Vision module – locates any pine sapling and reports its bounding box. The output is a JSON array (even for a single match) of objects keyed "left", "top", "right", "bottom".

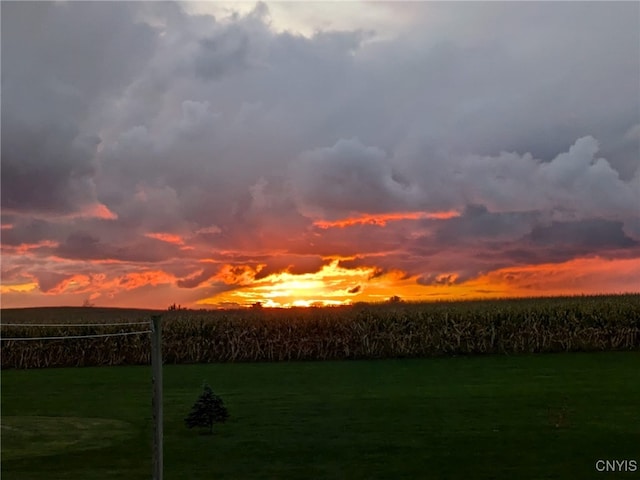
[{"left": 185, "top": 383, "right": 229, "bottom": 434}]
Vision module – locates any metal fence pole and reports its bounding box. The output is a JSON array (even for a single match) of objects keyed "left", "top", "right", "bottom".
[{"left": 151, "top": 315, "right": 163, "bottom": 480}]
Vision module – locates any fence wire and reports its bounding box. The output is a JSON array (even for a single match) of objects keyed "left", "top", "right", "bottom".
[
  {"left": 0, "top": 330, "right": 152, "bottom": 341},
  {"left": 1, "top": 322, "right": 149, "bottom": 327}
]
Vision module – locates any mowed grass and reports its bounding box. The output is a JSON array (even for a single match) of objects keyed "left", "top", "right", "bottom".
[{"left": 2, "top": 352, "right": 639, "bottom": 480}]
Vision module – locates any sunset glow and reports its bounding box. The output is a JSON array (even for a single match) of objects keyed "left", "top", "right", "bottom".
[
  {"left": 190, "top": 256, "right": 640, "bottom": 309},
  {"left": 1, "top": 2, "right": 638, "bottom": 309},
  {"left": 313, "top": 211, "right": 461, "bottom": 229},
  {"left": 199, "top": 260, "right": 377, "bottom": 308}
]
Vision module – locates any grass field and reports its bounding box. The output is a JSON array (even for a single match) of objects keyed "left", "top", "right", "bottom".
[{"left": 2, "top": 352, "right": 639, "bottom": 479}]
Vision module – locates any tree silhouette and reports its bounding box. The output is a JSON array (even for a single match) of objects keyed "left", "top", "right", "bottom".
[
  {"left": 387, "top": 295, "right": 403, "bottom": 304},
  {"left": 184, "top": 383, "right": 229, "bottom": 434}
]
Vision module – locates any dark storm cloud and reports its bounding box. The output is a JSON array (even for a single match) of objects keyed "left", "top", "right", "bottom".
[
  {"left": 1, "top": 124, "right": 101, "bottom": 214},
  {"left": 0, "top": 219, "right": 58, "bottom": 247},
  {"left": 54, "top": 231, "right": 184, "bottom": 264},
  {"left": 432, "top": 205, "right": 538, "bottom": 244},
  {"left": 527, "top": 220, "right": 638, "bottom": 250},
  {"left": 1, "top": 1, "right": 157, "bottom": 216}
]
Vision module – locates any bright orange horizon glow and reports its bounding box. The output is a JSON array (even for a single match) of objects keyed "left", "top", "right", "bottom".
[
  {"left": 1, "top": 242, "right": 638, "bottom": 309},
  {"left": 313, "top": 210, "right": 461, "bottom": 229},
  {"left": 195, "top": 256, "right": 640, "bottom": 309},
  {"left": 198, "top": 260, "right": 376, "bottom": 308}
]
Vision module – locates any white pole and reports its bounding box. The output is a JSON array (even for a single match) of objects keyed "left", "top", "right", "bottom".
[{"left": 151, "top": 315, "right": 163, "bottom": 480}]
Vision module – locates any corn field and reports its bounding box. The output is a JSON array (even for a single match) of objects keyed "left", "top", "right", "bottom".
[{"left": 2, "top": 295, "right": 639, "bottom": 369}]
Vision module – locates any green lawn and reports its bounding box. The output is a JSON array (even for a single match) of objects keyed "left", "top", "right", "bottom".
[{"left": 2, "top": 352, "right": 639, "bottom": 479}]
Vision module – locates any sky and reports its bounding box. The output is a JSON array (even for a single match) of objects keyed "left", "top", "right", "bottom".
[{"left": 1, "top": 1, "right": 639, "bottom": 309}]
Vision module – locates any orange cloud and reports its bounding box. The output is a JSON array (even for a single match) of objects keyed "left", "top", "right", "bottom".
[
  {"left": 1, "top": 203, "right": 118, "bottom": 222},
  {"left": 145, "top": 232, "right": 186, "bottom": 245},
  {"left": 41, "top": 270, "right": 176, "bottom": 296},
  {"left": 86, "top": 203, "right": 118, "bottom": 220},
  {"left": 480, "top": 256, "right": 640, "bottom": 297},
  {"left": 214, "top": 264, "right": 264, "bottom": 286},
  {"left": 313, "top": 210, "right": 460, "bottom": 229},
  {"left": 46, "top": 274, "right": 93, "bottom": 294},
  {"left": 87, "top": 258, "right": 128, "bottom": 265},
  {"left": 117, "top": 270, "right": 176, "bottom": 289},
  {"left": 1, "top": 240, "right": 59, "bottom": 254}
]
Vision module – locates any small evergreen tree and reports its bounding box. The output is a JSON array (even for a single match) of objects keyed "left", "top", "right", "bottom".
[{"left": 184, "top": 383, "right": 229, "bottom": 434}]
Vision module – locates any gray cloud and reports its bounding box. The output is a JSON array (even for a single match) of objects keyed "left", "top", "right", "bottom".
[
  {"left": 195, "top": 26, "right": 250, "bottom": 80},
  {"left": 291, "top": 138, "right": 420, "bottom": 218}
]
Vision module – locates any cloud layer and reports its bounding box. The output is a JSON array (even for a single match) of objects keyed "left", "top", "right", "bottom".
[{"left": 2, "top": 1, "right": 639, "bottom": 308}]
